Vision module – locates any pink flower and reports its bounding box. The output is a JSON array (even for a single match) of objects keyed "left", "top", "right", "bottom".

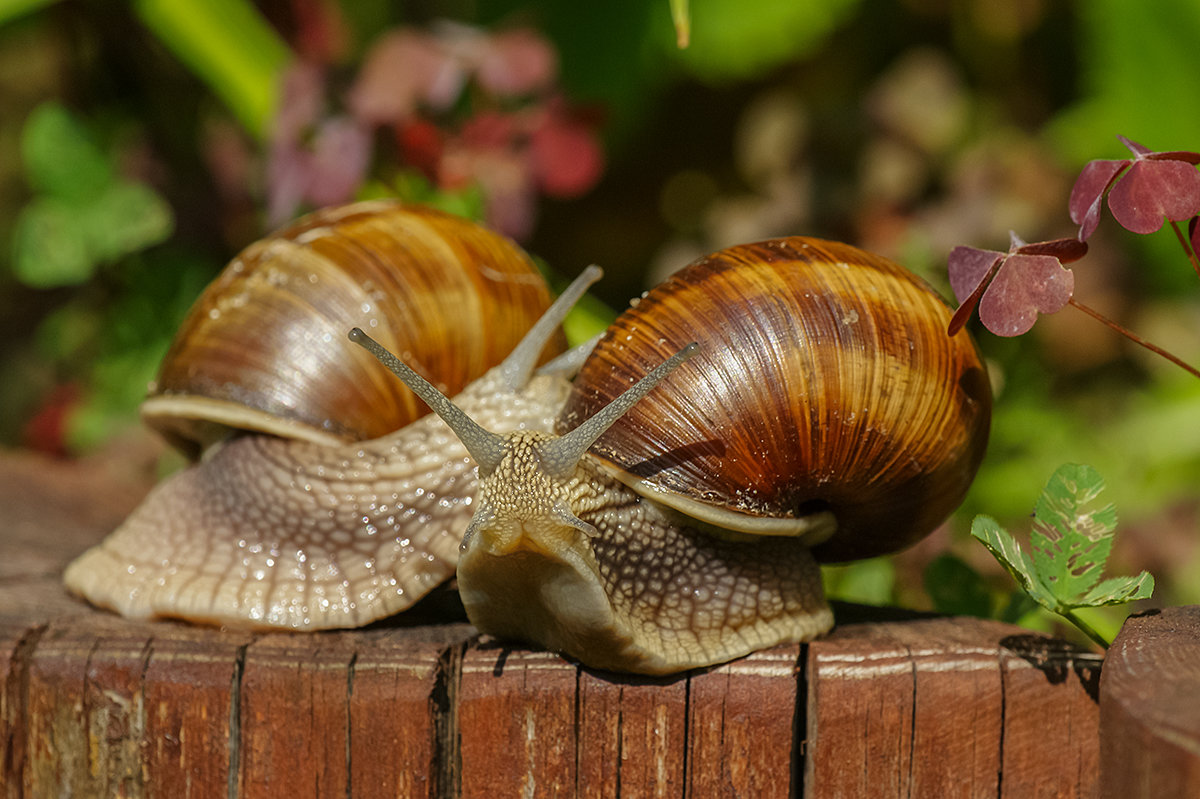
[
  {"left": 267, "top": 64, "right": 371, "bottom": 226},
  {"left": 348, "top": 31, "right": 460, "bottom": 124},
  {"left": 474, "top": 28, "right": 557, "bottom": 96}
]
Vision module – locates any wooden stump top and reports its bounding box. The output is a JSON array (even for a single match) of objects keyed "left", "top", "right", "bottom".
[
  {"left": 1100, "top": 605, "right": 1200, "bottom": 798},
  {"left": 0, "top": 451, "right": 1109, "bottom": 797}
]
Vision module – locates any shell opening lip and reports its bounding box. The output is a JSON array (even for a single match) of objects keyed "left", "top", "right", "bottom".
[{"left": 603, "top": 464, "right": 838, "bottom": 546}]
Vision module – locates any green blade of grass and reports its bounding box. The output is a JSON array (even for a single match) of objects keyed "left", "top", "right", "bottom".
[{"left": 132, "top": 0, "right": 292, "bottom": 139}]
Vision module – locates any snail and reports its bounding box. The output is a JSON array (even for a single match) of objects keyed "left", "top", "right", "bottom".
[
  {"left": 349, "top": 237, "right": 992, "bottom": 674},
  {"left": 62, "top": 200, "right": 574, "bottom": 629}
]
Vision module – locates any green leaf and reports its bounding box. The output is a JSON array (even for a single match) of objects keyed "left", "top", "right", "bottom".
[
  {"left": 822, "top": 557, "right": 895, "bottom": 605},
  {"left": 0, "top": 0, "right": 62, "bottom": 27},
  {"left": 82, "top": 180, "right": 174, "bottom": 262},
  {"left": 1030, "top": 464, "right": 1117, "bottom": 600},
  {"left": 970, "top": 515, "right": 1057, "bottom": 609},
  {"left": 20, "top": 103, "right": 112, "bottom": 201},
  {"left": 667, "top": 0, "right": 860, "bottom": 82},
  {"left": 669, "top": 0, "right": 690, "bottom": 47},
  {"left": 11, "top": 198, "right": 94, "bottom": 287},
  {"left": 972, "top": 463, "right": 1155, "bottom": 648},
  {"left": 132, "top": 0, "right": 292, "bottom": 139},
  {"left": 1080, "top": 573, "right": 1155, "bottom": 607},
  {"left": 923, "top": 553, "right": 993, "bottom": 618}
]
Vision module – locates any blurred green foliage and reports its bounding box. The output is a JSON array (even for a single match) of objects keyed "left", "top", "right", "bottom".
[{"left": 14, "top": 103, "right": 173, "bottom": 288}]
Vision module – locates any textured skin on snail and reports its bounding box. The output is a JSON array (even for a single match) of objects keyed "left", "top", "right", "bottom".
[
  {"left": 64, "top": 370, "right": 570, "bottom": 629},
  {"left": 63, "top": 201, "right": 565, "bottom": 630},
  {"left": 457, "top": 432, "right": 831, "bottom": 674},
  {"left": 143, "top": 201, "right": 557, "bottom": 455},
  {"left": 558, "top": 238, "right": 992, "bottom": 563}
]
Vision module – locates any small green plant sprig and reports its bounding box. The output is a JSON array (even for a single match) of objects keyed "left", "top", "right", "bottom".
[
  {"left": 971, "top": 463, "right": 1154, "bottom": 648},
  {"left": 945, "top": 137, "right": 1200, "bottom": 645}
]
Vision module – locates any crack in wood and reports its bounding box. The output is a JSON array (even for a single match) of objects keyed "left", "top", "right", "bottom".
[
  {"left": 3, "top": 622, "right": 47, "bottom": 793},
  {"left": 227, "top": 642, "right": 247, "bottom": 799}
]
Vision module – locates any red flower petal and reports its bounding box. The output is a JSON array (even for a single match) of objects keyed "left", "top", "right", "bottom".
[
  {"left": 978, "top": 253, "right": 1074, "bottom": 337},
  {"left": 529, "top": 113, "right": 604, "bottom": 197},
  {"left": 1108, "top": 158, "right": 1200, "bottom": 234},
  {"left": 397, "top": 118, "right": 444, "bottom": 179},
  {"left": 1068, "top": 159, "right": 1127, "bottom": 240},
  {"left": 1118, "top": 135, "right": 1152, "bottom": 157},
  {"left": 1146, "top": 150, "right": 1200, "bottom": 165}
]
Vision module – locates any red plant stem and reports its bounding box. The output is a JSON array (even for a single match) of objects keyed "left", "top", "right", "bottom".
[
  {"left": 1068, "top": 297, "right": 1200, "bottom": 380},
  {"left": 1168, "top": 219, "right": 1200, "bottom": 281}
]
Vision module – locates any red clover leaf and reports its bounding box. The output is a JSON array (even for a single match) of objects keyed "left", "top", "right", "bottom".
[
  {"left": 1069, "top": 136, "right": 1200, "bottom": 240},
  {"left": 948, "top": 235, "right": 1084, "bottom": 338}
]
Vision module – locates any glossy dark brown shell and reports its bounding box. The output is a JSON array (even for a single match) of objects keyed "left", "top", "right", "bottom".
[
  {"left": 557, "top": 237, "right": 991, "bottom": 562},
  {"left": 144, "top": 201, "right": 560, "bottom": 456}
]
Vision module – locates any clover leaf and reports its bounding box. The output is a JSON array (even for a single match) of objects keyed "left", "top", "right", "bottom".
[{"left": 970, "top": 463, "right": 1154, "bottom": 648}]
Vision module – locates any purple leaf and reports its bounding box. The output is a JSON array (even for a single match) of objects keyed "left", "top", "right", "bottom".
[
  {"left": 1146, "top": 150, "right": 1200, "bottom": 165},
  {"left": 948, "top": 246, "right": 1003, "bottom": 305},
  {"left": 947, "top": 246, "right": 1002, "bottom": 336},
  {"left": 1107, "top": 158, "right": 1200, "bottom": 234},
  {"left": 1069, "top": 159, "right": 1127, "bottom": 240},
  {"left": 978, "top": 253, "right": 1075, "bottom": 337},
  {"left": 1016, "top": 237, "right": 1089, "bottom": 263},
  {"left": 1118, "top": 135, "right": 1152, "bottom": 157}
]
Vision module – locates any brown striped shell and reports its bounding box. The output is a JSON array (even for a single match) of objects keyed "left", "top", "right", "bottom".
[
  {"left": 143, "top": 201, "right": 559, "bottom": 456},
  {"left": 557, "top": 237, "right": 991, "bottom": 562}
]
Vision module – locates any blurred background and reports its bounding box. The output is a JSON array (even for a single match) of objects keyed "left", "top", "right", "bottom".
[{"left": 2, "top": 0, "right": 1198, "bottom": 642}]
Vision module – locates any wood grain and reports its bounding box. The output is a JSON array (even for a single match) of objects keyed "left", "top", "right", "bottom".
[
  {"left": 805, "top": 616, "right": 1101, "bottom": 799},
  {"left": 458, "top": 644, "right": 579, "bottom": 798},
  {"left": 0, "top": 449, "right": 1148, "bottom": 798},
  {"left": 1100, "top": 606, "right": 1200, "bottom": 798},
  {"left": 685, "top": 643, "right": 802, "bottom": 798}
]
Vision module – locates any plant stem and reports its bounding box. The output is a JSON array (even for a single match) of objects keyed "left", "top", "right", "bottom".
[
  {"left": 1168, "top": 219, "right": 1200, "bottom": 281},
  {"left": 1068, "top": 297, "right": 1200, "bottom": 380},
  {"left": 1061, "top": 608, "right": 1110, "bottom": 650}
]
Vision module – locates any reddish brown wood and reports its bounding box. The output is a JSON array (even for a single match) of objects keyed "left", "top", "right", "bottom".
[
  {"left": 577, "top": 663, "right": 689, "bottom": 797},
  {"left": 806, "top": 616, "right": 1100, "bottom": 799},
  {"left": 998, "top": 633, "right": 1101, "bottom": 798},
  {"left": 806, "top": 623, "right": 917, "bottom": 797},
  {"left": 0, "top": 450, "right": 1133, "bottom": 797},
  {"left": 458, "top": 644, "right": 578, "bottom": 798},
  {"left": 890, "top": 618, "right": 1005, "bottom": 797},
  {"left": 1, "top": 621, "right": 41, "bottom": 799},
  {"left": 141, "top": 625, "right": 253, "bottom": 799},
  {"left": 236, "top": 632, "right": 356, "bottom": 798},
  {"left": 347, "top": 625, "right": 471, "bottom": 799},
  {"left": 1100, "top": 606, "right": 1200, "bottom": 799},
  {"left": 25, "top": 619, "right": 113, "bottom": 797},
  {"left": 685, "top": 644, "right": 802, "bottom": 798}
]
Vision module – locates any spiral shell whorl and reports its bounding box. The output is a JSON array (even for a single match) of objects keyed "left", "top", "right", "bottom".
[
  {"left": 144, "top": 201, "right": 557, "bottom": 455},
  {"left": 558, "top": 237, "right": 991, "bottom": 562}
]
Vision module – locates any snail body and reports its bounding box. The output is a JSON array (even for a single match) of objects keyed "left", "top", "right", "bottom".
[
  {"left": 63, "top": 201, "right": 570, "bottom": 629},
  {"left": 355, "top": 237, "right": 991, "bottom": 674}
]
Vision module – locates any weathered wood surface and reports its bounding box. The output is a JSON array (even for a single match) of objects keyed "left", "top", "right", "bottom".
[
  {"left": 0, "top": 450, "right": 1107, "bottom": 797},
  {"left": 1100, "top": 605, "right": 1200, "bottom": 799}
]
